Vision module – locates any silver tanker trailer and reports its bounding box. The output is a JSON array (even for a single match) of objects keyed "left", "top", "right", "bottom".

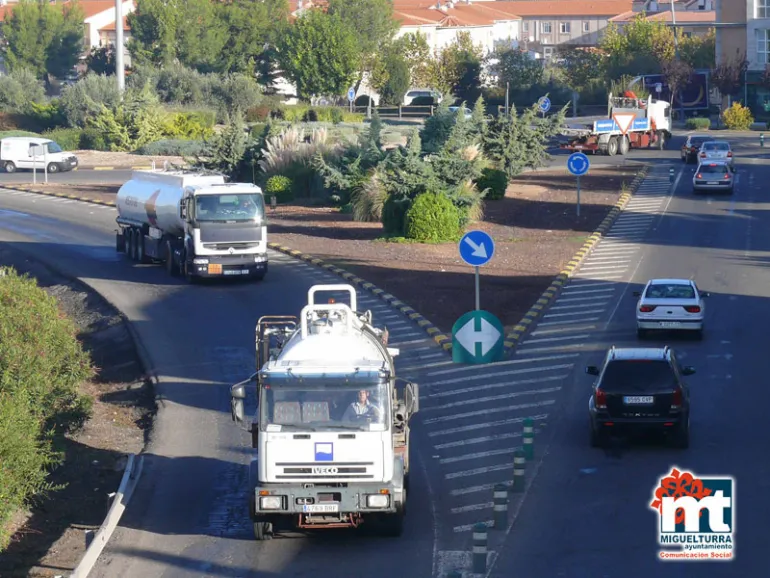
[{"left": 115, "top": 169, "right": 268, "bottom": 281}]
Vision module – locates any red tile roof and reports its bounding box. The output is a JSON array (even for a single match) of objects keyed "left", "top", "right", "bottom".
[
  {"left": 100, "top": 16, "right": 130, "bottom": 31},
  {"left": 469, "top": 0, "right": 633, "bottom": 18},
  {"left": 610, "top": 9, "right": 715, "bottom": 23},
  {"left": 0, "top": 0, "right": 130, "bottom": 23}
]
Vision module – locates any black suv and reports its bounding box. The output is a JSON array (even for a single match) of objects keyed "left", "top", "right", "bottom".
[
  {"left": 681, "top": 135, "right": 713, "bottom": 163},
  {"left": 586, "top": 346, "right": 695, "bottom": 448}
]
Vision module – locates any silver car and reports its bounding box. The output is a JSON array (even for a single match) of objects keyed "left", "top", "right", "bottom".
[
  {"left": 634, "top": 279, "right": 709, "bottom": 339},
  {"left": 692, "top": 161, "right": 734, "bottom": 194},
  {"left": 698, "top": 140, "right": 734, "bottom": 167}
]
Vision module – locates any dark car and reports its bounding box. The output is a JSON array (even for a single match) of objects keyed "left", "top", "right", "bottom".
[
  {"left": 681, "top": 134, "right": 712, "bottom": 163},
  {"left": 586, "top": 346, "right": 694, "bottom": 448}
]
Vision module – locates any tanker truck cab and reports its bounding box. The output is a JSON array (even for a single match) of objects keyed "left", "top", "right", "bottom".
[
  {"left": 115, "top": 169, "right": 268, "bottom": 281},
  {"left": 230, "top": 284, "right": 419, "bottom": 540}
]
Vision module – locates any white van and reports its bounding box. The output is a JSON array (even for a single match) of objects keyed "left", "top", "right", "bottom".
[
  {"left": 0, "top": 136, "right": 79, "bottom": 174},
  {"left": 403, "top": 88, "right": 443, "bottom": 106}
]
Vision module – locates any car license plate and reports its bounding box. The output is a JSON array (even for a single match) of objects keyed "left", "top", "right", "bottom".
[
  {"left": 223, "top": 269, "right": 246, "bottom": 275},
  {"left": 659, "top": 321, "right": 681, "bottom": 327},
  {"left": 707, "top": 181, "right": 718, "bottom": 185},
  {"left": 208, "top": 263, "right": 222, "bottom": 275},
  {"left": 624, "top": 396, "right": 654, "bottom": 405},
  {"left": 303, "top": 503, "right": 339, "bottom": 513}
]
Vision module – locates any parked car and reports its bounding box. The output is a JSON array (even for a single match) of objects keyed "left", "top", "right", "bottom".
[
  {"left": 403, "top": 89, "right": 443, "bottom": 106},
  {"left": 698, "top": 140, "right": 734, "bottom": 168},
  {"left": 448, "top": 106, "right": 472, "bottom": 119},
  {"left": 634, "top": 278, "right": 708, "bottom": 339},
  {"left": 0, "top": 136, "right": 78, "bottom": 174},
  {"left": 680, "top": 134, "right": 713, "bottom": 163},
  {"left": 692, "top": 161, "right": 734, "bottom": 194}
]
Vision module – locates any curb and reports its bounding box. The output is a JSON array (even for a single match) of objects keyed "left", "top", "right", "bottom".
[
  {"left": 267, "top": 243, "right": 454, "bottom": 351},
  {"left": 70, "top": 453, "right": 144, "bottom": 578},
  {"left": 0, "top": 184, "right": 118, "bottom": 207},
  {"left": 501, "top": 163, "right": 651, "bottom": 354},
  {"left": 74, "top": 166, "right": 155, "bottom": 171}
]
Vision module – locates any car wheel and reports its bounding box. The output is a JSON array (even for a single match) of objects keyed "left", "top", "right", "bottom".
[
  {"left": 4, "top": 161, "right": 16, "bottom": 173},
  {"left": 47, "top": 162, "right": 60, "bottom": 173}
]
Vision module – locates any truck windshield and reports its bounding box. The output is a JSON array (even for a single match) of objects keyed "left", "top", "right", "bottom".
[
  {"left": 195, "top": 193, "right": 265, "bottom": 222},
  {"left": 46, "top": 142, "right": 63, "bottom": 154},
  {"left": 260, "top": 383, "right": 390, "bottom": 432}
]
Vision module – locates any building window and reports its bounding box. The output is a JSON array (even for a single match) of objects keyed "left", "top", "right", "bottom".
[
  {"left": 523, "top": 22, "right": 529, "bottom": 32},
  {"left": 759, "top": 0, "right": 770, "bottom": 18},
  {"left": 757, "top": 29, "right": 770, "bottom": 64},
  {"left": 560, "top": 22, "right": 571, "bottom": 34},
  {"left": 583, "top": 21, "right": 590, "bottom": 33},
  {"left": 542, "top": 22, "right": 552, "bottom": 34}
]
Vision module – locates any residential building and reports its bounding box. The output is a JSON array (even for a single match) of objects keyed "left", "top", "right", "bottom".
[
  {"left": 715, "top": 0, "right": 746, "bottom": 67},
  {"left": 610, "top": 1, "right": 716, "bottom": 38}
]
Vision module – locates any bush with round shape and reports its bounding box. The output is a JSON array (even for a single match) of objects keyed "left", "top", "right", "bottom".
[
  {"left": 404, "top": 191, "right": 462, "bottom": 242},
  {"left": 721, "top": 102, "right": 753, "bottom": 131},
  {"left": 475, "top": 167, "right": 508, "bottom": 200},
  {"left": 685, "top": 117, "right": 711, "bottom": 131},
  {"left": 265, "top": 175, "right": 294, "bottom": 203}
]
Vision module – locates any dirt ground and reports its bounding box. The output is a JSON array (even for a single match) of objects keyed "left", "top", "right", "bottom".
[
  {"left": 0, "top": 249, "right": 155, "bottom": 577},
  {"left": 74, "top": 150, "right": 187, "bottom": 168}
]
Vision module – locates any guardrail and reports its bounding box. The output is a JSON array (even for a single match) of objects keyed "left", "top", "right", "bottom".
[{"left": 351, "top": 104, "right": 436, "bottom": 119}]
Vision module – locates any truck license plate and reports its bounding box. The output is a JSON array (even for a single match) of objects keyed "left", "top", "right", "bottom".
[
  {"left": 208, "top": 264, "right": 222, "bottom": 275},
  {"left": 303, "top": 503, "right": 339, "bottom": 513},
  {"left": 624, "top": 396, "right": 654, "bottom": 404}
]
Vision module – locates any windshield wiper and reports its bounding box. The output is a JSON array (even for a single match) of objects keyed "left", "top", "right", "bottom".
[
  {"left": 267, "top": 423, "right": 317, "bottom": 431},
  {"left": 319, "top": 424, "right": 368, "bottom": 431}
]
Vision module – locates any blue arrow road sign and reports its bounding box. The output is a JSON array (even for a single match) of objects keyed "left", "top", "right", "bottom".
[
  {"left": 538, "top": 96, "right": 551, "bottom": 113},
  {"left": 452, "top": 310, "right": 505, "bottom": 364},
  {"left": 459, "top": 230, "right": 495, "bottom": 267},
  {"left": 347, "top": 88, "right": 356, "bottom": 102},
  {"left": 567, "top": 152, "right": 590, "bottom": 176}
]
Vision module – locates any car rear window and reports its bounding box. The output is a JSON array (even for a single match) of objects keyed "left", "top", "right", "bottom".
[
  {"left": 703, "top": 142, "right": 729, "bottom": 151},
  {"left": 699, "top": 164, "right": 729, "bottom": 173},
  {"left": 645, "top": 284, "right": 695, "bottom": 299},
  {"left": 690, "top": 137, "right": 710, "bottom": 145},
  {"left": 600, "top": 360, "right": 677, "bottom": 392}
]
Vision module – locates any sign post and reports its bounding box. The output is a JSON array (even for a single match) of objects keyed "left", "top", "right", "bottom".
[
  {"left": 567, "top": 152, "right": 590, "bottom": 217},
  {"left": 347, "top": 87, "right": 355, "bottom": 113},
  {"left": 537, "top": 96, "right": 551, "bottom": 119},
  {"left": 459, "top": 230, "right": 495, "bottom": 311}
]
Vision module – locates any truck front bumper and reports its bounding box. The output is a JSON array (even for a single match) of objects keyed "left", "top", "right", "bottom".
[{"left": 190, "top": 254, "right": 268, "bottom": 278}]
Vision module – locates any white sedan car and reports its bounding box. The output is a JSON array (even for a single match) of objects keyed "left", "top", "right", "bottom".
[
  {"left": 698, "top": 140, "right": 734, "bottom": 168},
  {"left": 634, "top": 279, "right": 709, "bottom": 339}
]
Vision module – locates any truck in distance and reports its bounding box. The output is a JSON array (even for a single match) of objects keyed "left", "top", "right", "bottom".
[
  {"left": 115, "top": 169, "right": 268, "bottom": 281},
  {"left": 230, "top": 283, "right": 419, "bottom": 539}
]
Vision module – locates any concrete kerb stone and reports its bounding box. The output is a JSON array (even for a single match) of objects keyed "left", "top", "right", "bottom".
[
  {"left": 501, "top": 163, "right": 651, "bottom": 354},
  {"left": 268, "top": 243, "right": 453, "bottom": 351},
  {"left": 0, "top": 183, "right": 118, "bottom": 207}
]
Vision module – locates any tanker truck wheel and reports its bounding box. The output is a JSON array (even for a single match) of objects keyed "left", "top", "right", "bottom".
[
  {"left": 165, "top": 241, "right": 177, "bottom": 276},
  {"left": 125, "top": 229, "right": 135, "bottom": 261},
  {"left": 253, "top": 519, "right": 273, "bottom": 541}
]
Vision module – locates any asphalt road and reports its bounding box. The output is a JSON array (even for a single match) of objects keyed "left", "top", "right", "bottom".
[
  {"left": 482, "top": 156, "right": 770, "bottom": 575},
  {"left": 0, "top": 168, "right": 133, "bottom": 185},
  {"left": 0, "top": 191, "right": 440, "bottom": 577}
]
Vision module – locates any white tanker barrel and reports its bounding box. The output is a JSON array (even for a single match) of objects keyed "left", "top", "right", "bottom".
[{"left": 116, "top": 170, "right": 226, "bottom": 235}]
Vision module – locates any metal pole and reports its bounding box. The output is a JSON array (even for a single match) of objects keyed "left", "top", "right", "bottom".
[
  {"left": 576, "top": 175, "right": 581, "bottom": 217},
  {"left": 474, "top": 266, "right": 480, "bottom": 311},
  {"left": 32, "top": 149, "right": 36, "bottom": 184},
  {"left": 115, "top": 0, "right": 125, "bottom": 93},
  {"left": 505, "top": 81, "right": 509, "bottom": 116},
  {"left": 44, "top": 147, "right": 48, "bottom": 184}
]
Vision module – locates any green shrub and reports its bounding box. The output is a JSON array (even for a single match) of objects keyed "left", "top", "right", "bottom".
[
  {"left": 342, "top": 112, "right": 365, "bottom": 123},
  {"left": 0, "top": 68, "right": 45, "bottom": 114},
  {"left": 0, "top": 129, "right": 41, "bottom": 138},
  {"left": 330, "top": 107, "right": 344, "bottom": 125},
  {"left": 685, "top": 117, "right": 711, "bottom": 130},
  {"left": 282, "top": 105, "right": 311, "bottom": 122},
  {"left": 475, "top": 167, "right": 508, "bottom": 200},
  {"left": 42, "top": 128, "right": 82, "bottom": 151},
  {"left": 161, "top": 112, "right": 214, "bottom": 140},
  {"left": 0, "top": 267, "right": 94, "bottom": 550},
  {"left": 404, "top": 191, "right": 461, "bottom": 242},
  {"left": 27, "top": 101, "right": 68, "bottom": 132},
  {"left": 721, "top": 102, "right": 753, "bottom": 131},
  {"left": 59, "top": 73, "right": 121, "bottom": 128},
  {"left": 265, "top": 175, "right": 294, "bottom": 203},
  {"left": 246, "top": 105, "right": 272, "bottom": 123},
  {"left": 381, "top": 195, "right": 412, "bottom": 235},
  {"left": 78, "top": 128, "right": 108, "bottom": 151},
  {"left": 134, "top": 139, "right": 207, "bottom": 157},
  {"left": 180, "top": 109, "right": 216, "bottom": 129}
]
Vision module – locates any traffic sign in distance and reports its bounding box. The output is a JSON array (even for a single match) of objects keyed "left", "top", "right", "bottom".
[
  {"left": 459, "top": 230, "right": 495, "bottom": 267},
  {"left": 347, "top": 88, "right": 356, "bottom": 102},
  {"left": 612, "top": 112, "right": 636, "bottom": 135},
  {"left": 538, "top": 96, "right": 551, "bottom": 113},
  {"left": 567, "top": 152, "right": 590, "bottom": 176},
  {"left": 452, "top": 310, "right": 505, "bottom": 364}
]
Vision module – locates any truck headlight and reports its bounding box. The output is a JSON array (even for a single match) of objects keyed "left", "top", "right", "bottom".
[
  {"left": 259, "top": 496, "right": 283, "bottom": 510},
  {"left": 366, "top": 494, "right": 390, "bottom": 509},
  {"left": 193, "top": 258, "right": 209, "bottom": 264}
]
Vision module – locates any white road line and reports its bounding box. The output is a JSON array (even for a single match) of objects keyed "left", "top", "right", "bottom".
[
  {"left": 578, "top": 265, "right": 628, "bottom": 271},
  {"left": 424, "top": 400, "right": 555, "bottom": 425},
  {"left": 627, "top": 202, "right": 662, "bottom": 208},
  {"left": 435, "top": 364, "right": 573, "bottom": 387},
  {"left": 454, "top": 521, "right": 494, "bottom": 532},
  {"left": 428, "top": 413, "right": 550, "bottom": 437},
  {"left": 530, "top": 325, "right": 596, "bottom": 335},
  {"left": 542, "top": 309, "right": 604, "bottom": 319},
  {"left": 392, "top": 338, "right": 433, "bottom": 346},
  {"left": 424, "top": 387, "right": 560, "bottom": 412},
  {"left": 610, "top": 225, "right": 649, "bottom": 232},
  {"left": 549, "top": 302, "right": 606, "bottom": 311},
  {"left": 615, "top": 214, "right": 654, "bottom": 220},
  {"left": 517, "top": 344, "right": 585, "bottom": 354},
  {"left": 537, "top": 317, "right": 601, "bottom": 326},
  {"left": 423, "top": 375, "right": 565, "bottom": 400},
  {"left": 580, "top": 258, "right": 631, "bottom": 265},
  {"left": 440, "top": 447, "right": 517, "bottom": 464},
  {"left": 426, "top": 354, "right": 579, "bottom": 376},
  {"left": 557, "top": 295, "right": 613, "bottom": 304},
  {"left": 434, "top": 431, "right": 522, "bottom": 450},
  {"left": 445, "top": 463, "right": 512, "bottom": 480},
  {"left": 450, "top": 502, "right": 493, "bottom": 514},
  {"left": 590, "top": 248, "right": 638, "bottom": 254},
  {"left": 450, "top": 483, "right": 499, "bottom": 497},
  {"left": 400, "top": 360, "right": 453, "bottom": 372},
  {"left": 562, "top": 281, "right": 616, "bottom": 290},
  {"left": 525, "top": 333, "right": 589, "bottom": 343},
  {"left": 557, "top": 288, "right": 615, "bottom": 296}
]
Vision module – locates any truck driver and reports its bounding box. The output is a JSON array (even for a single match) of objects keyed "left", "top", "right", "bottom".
[{"left": 342, "top": 389, "right": 381, "bottom": 421}]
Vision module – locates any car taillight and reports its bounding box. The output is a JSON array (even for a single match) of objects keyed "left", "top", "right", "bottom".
[
  {"left": 671, "top": 387, "right": 682, "bottom": 410},
  {"left": 595, "top": 389, "right": 607, "bottom": 410},
  {"left": 724, "top": 173, "right": 730, "bottom": 179},
  {"left": 684, "top": 305, "right": 701, "bottom": 313},
  {"left": 700, "top": 152, "right": 706, "bottom": 157},
  {"left": 639, "top": 305, "right": 656, "bottom": 312},
  {"left": 696, "top": 173, "right": 702, "bottom": 178}
]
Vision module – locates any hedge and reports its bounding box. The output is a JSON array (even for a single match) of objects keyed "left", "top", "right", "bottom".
[
  {"left": 685, "top": 118, "right": 711, "bottom": 130},
  {"left": 0, "top": 268, "right": 93, "bottom": 551},
  {"left": 134, "top": 139, "right": 208, "bottom": 157},
  {"left": 404, "top": 191, "right": 462, "bottom": 242}
]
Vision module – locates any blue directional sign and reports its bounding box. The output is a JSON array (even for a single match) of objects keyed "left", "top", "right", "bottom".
[
  {"left": 452, "top": 310, "right": 505, "bottom": 364},
  {"left": 567, "top": 152, "right": 590, "bottom": 176},
  {"left": 538, "top": 96, "right": 551, "bottom": 113},
  {"left": 347, "top": 88, "right": 356, "bottom": 102},
  {"left": 459, "top": 230, "right": 495, "bottom": 267}
]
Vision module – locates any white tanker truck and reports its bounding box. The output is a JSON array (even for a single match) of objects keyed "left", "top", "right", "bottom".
[
  {"left": 230, "top": 284, "right": 419, "bottom": 539},
  {"left": 115, "top": 169, "right": 268, "bottom": 281}
]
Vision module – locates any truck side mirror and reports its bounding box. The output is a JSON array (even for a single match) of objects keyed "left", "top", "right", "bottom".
[
  {"left": 231, "top": 382, "right": 245, "bottom": 424},
  {"left": 405, "top": 382, "right": 419, "bottom": 414}
]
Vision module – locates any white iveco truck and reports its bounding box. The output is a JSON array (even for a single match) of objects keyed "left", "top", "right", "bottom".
[
  {"left": 115, "top": 169, "right": 268, "bottom": 281},
  {"left": 230, "top": 284, "right": 419, "bottom": 539}
]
